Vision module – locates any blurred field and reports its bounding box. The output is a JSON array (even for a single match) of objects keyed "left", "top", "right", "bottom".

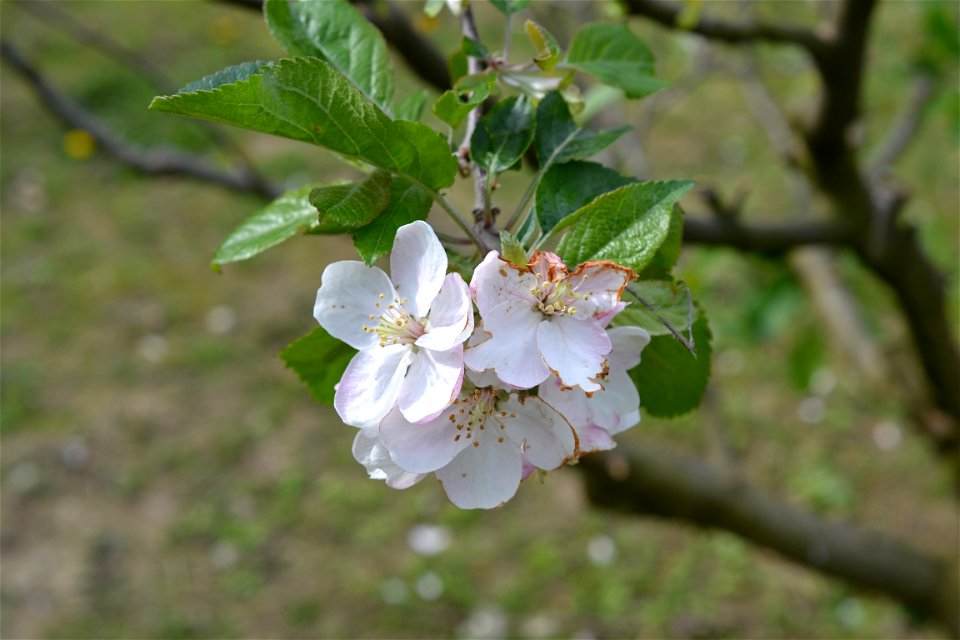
[{"left": 1, "top": 1, "right": 958, "bottom": 638}]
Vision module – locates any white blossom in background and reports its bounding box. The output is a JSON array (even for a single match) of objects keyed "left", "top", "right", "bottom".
[
  {"left": 465, "top": 250, "right": 634, "bottom": 392},
  {"left": 314, "top": 221, "right": 473, "bottom": 428}
]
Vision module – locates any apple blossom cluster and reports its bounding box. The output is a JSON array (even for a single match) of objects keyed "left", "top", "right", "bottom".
[{"left": 314, "top": 221, "right": 650, "bottom": 509}]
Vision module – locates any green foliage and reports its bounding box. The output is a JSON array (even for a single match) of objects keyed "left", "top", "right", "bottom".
[
  {"left": 534, "top": 91, "right": 631, "bottom": 167},
  {"left": 564, "top": 23, "right": 668, "bottom": 99},
  {"left": 309, "top": 170, "right": 392, "bottom": 231},
  {"left": 180, "top": 60, "right": 272, "bottom": 93},
  {"left": 489, "top": 0, "right": 532, "bottom": 16},
  {"left": 639, "top": 205, "right": 684, "bottom": 279},
  {"left": 263, "top": 0, "right": 394, "bottom": 109},
  {"left": 470, "top": 95, "right": 536, "bottom": 175},
  {"left": 392, "top": 90, "right": 429, "bottom": 121},
  {"left": 524, "top": 20, "right": 562, "bottom": 71},
  {"left": 433, "top": 78, "right": 492, "bottom": 128},
  {"left": 350, "top": 178, "right": 433, "bottom": 266},
  {"left": 631, "top": 313, "right": 712, "bottom": 417},
  {"left": 499, "top": 229, "right": 528, "bottom": 267},
  {"left": 212, "top": 184, "right": 323, "bottom": 267},
  {"left": 150, "top": 58, "right": 457, "bottom": 191},
  {"left": 279, "top": 327, "right": 356, "bottom": 405},
  {"left": 555, "top": 180, "right": 694, "bottom": 272},
  {"left": 614, "top": 280, "right": 693, "bottom": 337},
  {"left": 535, "top": 161, "right": 633, "bottom": 234}
]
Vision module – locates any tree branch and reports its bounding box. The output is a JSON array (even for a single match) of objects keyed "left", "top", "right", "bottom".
[
  {"left": 868, "top": 73, "right": 938, "bottom": 182},
  {"left": 624, "top": 0, "right": 828, "bottom": 56},
  {"left": 682, "top": 216, "right": 851, "bottom": 252},
  {"left": 0, "top": 41, "right": 282, "bottom": 201},
  {"left": 578, "top": 446, "right": 959, "bottom": 633}
]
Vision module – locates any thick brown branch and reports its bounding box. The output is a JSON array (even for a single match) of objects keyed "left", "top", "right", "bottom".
[
  {"left": 578, "top": 447, "right": 959, "bottom": 632},
  {"left": 1, "top": 41, "right": 281, "bottom": 201},
  {"left": 683, "top": 216, "right": 851, "bottom": 252},
  {"left": 624, "top": 0, "right": 828, "bottom": 56}
]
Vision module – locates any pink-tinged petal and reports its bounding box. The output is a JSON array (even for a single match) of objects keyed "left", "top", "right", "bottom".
[
  {"left": 577, "top": 425, "right": 617, "bottom": 453},
  {"left": 470, "top": 252, "right": 538, "bottom": 318},
  {"left": 416, "top": 273, "right": 473, "bottom": 351},
  {"left": 335, "top": 345, "right": 413, "bottom": 428},
  {"left": 390, "top": 220, "right": 447, "bottom": 318},
  {"left": 607, "top": 326, "right": 651, "bottom": 371},
  {"left": 502, "top": 396, "right": 576, "bottom": 470},
  {"left": 352, "top": 428, "right": 425, "bottom": 489},
  {"left": 566, "top": 261, "right": 635, "bottom": 317},
  {"left": 380, "top": 405, "right": 470, "bottom": 473},
  {"left": 465, "top": 309, "right": 549, "bottom": 389},
  {"left": 398, "top": 346, "right": 464, "bottom": 424},
  {"left": 538, "top": 377, "right": 591, "bottom": 429},
  {"left": 536, "top": 316, "right": 611, "bottom": 393},
  {"left": 314, "top": 261, "right": 397, "bottom": 350},
  {"left": 520, "top": 454, "right": 536, "bottom": 481},
  {"left": 436, "top": 430, "right": 523, "bottom": 509},
  {"left": 595, "top": 301, "right": 627, "bottom": 328},
  {"left": 528, "top": 251, "right": 567, "bottom": 281},
  {"left": 591, "top": 366, "right": 641, "bottom": 434}
]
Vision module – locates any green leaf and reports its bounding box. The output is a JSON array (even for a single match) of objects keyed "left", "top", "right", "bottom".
[
  {"left": 448, "top": 49, "right": 469, "bottom": 84},
  {"left": 350, "top": 178, "right": 433, "bottom": 265},
  {"left": 393, "top": 90, "right": 429, "bottom": 121},
  {"left": 564, "top": 23, "right": 668, "bottom": 99},
  {"left": 500, "top": 229, "right": 528, "bottom": 266},
  {"left": 630, "top": 312, "right": 712, "bottom": 417},
  {"left": 555, "top": 180, "right": 694, "bottom": 272},
  {"left": 462, "top": 36, "right": 489, "bottom": 59},
  {"left": 638, "top": 204, "right": 683, "bottom": 279},
  {"left": 181, "top": 60, "right": 272, "bottom": 93},
  {"left": 433, "top": 79, "right": 491, "bottom": 128},
  {"left": 264, "top": 0, "right": 394, "bottom": 108},
  {"left": 490, "top": 0, "right": 531, "bottom": 15},
  {"left": 151, "top": 58, "right": 457, "bottom": 191},
  {"left": 310, "top": 170, "right": 392, "bottom": 230},
  {"left": 614, "top": 280, "right": 693, "bottom": 337},
  {"left": 534, "top": 91, "right": 631, "bottom": 167},
  {"left": 524, "top": 20, "right": 561, "bottom": 71},
  {"left": 471, "top": 95, "right": 536, "bottom": 175},
  {"left": 280, "top": 326, "right": 356, "bottom": 405},
  {"left": 213, "top": 184, "right": 322, "bottom": 266},
  {"left": 535, "top": 161, "right": 633, "bottom": 234}
]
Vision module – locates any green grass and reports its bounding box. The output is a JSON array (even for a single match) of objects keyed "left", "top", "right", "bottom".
[{"left": 2, "top": 1, "right": 957, "bottom": 638}]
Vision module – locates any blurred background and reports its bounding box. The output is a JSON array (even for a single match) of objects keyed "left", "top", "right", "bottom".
[{"left": 1, "top": 1, "right": 957, "bottom": 638}]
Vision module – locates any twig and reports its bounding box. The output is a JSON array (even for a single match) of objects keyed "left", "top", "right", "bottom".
[
  {"left": 624, "top": 0, "right": 828, "bottom": 57},
  {"left": 459, "top": 5, "right": 494, "bottom": 232},
  {"left": 578, "top": 445, "right": 958, "bottom": 632},
  {"left": 0, "top": 41, "right": 282, "bottom": 201},
  {"left": 868, "top": 74, "right": 938, "bottom": 182},
  {"left": 683, "top": 216, "right": 850, "bottom": 252}
]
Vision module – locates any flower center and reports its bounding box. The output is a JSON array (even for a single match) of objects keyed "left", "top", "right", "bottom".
[
  {"left": 362, "top": 294, "right": 426, "bottom": 347},
  {"left": 445, "top": 388, "right": 516, "bottom": 448},
  {"left": 530, "top": 275, "right": 591, "bottom": 317}
]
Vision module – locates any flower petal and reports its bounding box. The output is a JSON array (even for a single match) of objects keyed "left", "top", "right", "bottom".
[
  {"left": 536, "top": 316, "right": 611, "bottom": 393},
  {"left": 607, "top": 325, "right": 651, "bottom": 371},
  {"left": 390, "top": 220, "right": 446, "bottom": 318},
  {"left": 566, "top": 261, "right": 635, "bottom": 317},
  {"left": 465, "top": 307, "right": 549, "bottom": 389},
  {"left": 416, "top": 273, "right": 474, "bottom": 351},
  {"left": 352, "top": 428, "right": 425, "bottom": 489},
  {"left": 591, "top": 366, "right": 641, "bottom": 434},
  {"left": 502, "top": 396, "right": 576, "bottom": 470},
  {"left": 398, "top": 345, "right": 464, "bottom": 424},
  {"left": 314, "top": 261, "right": 398, "bottom": 350},
  {"left": 436, "top": 430, "right": 523, "bottom": 509},
  {"left": 537, "top": 376, "right": 591, "bottom": 429},
  {"left": 335, "top": 345, "right": 413, "bottom": 428},
  {"left": 470, "top": 251, "right": 537, "bottom": 318},
  {"left": 577, "top": 425, "right": 617, "bottom": 453},
  {"left": 380, "top": 405, "right": 470, "bottom": 473}
]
